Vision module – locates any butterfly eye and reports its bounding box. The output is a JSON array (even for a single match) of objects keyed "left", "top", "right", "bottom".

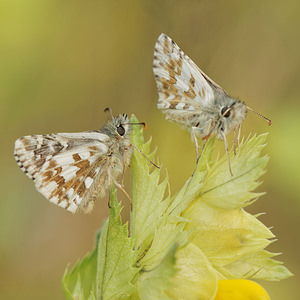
[
  {"left": 117, "top": 125, "right": 125, "bottom": 136},
  {"left": 221, "top": 106, "right": 231, "bottom": 118}
]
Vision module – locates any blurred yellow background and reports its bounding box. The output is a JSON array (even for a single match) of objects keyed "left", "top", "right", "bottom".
[{"left": 1, "top": 1, "right": 299, "bottom": 299}]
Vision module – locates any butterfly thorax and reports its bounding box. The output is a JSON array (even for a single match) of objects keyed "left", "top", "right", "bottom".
[
  {"left": 163, "top": 96, "right": 247, "bottom": 140},
  {"left": 79, "top": 114, "right": 133, "bottom": 212},
  {"left": 99, "top": 114, "right": 133, "bottom": 171}
]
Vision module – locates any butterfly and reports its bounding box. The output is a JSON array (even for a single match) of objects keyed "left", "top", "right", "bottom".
[
  {"left": 153, "top": 33, "right": 271, "bottom": 175},
  {"left": 14, "top": 109, "right": 147, "bottom": 213}
]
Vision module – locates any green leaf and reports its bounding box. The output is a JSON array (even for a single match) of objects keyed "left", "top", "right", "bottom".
[
  {"left": 198, "top": 134, "right": 269, "bottom": 210},
  {"left": 220, "top": 250, "right": 293, "bottom": 281},
  {"left": 130, "top": 115, "right": 171, "bottom": 258},
  {"left": 184, "top": 201, "right": 274, "bottom": 266},
  {"left": 181, "top": 133, "right": 292, "bottom": 281},
  {"left": 62, "top": 249, "right": 97, "bottom": 300},
  {"left": 137, "top": 244, "right": 178, "bottom": 300},
  {"left": 96, "top": 184, "right": 140, "bottom": 299}
]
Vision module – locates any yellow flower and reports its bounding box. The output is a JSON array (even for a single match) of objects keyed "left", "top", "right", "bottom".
[{"left": 214, "top": 279, "right": 270, "bottom": 300}]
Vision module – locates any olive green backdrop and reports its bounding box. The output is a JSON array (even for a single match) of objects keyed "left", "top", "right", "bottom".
[{"left": 1, "top": 1, "right": 299, "bottom": 299}]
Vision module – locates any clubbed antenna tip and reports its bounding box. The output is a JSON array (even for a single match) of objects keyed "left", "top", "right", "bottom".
[{"left": 246, "top": 106, "right": 272, "bottom": 126}]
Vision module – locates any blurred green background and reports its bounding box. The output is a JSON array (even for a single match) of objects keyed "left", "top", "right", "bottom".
[{"left": 1, "top": 0, "right": 299, "bottom": 299}]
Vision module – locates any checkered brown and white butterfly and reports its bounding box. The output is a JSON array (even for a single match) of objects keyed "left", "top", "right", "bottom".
[
  {"left": 153, "top": 33, "right": 271, "bottom": 175},
  {"left": 14, "top": 110, "right": 147, "bottom": 213}
]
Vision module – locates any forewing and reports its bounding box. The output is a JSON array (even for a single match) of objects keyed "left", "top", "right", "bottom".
[
  {"left": 153, "top": 33, "right": 224, "bottom": 111},
  {"left": 14, "top": 132, "right": 110, "bottom": 213}
]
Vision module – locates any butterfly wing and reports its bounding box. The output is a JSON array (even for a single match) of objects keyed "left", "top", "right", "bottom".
[
  {"left": 153, "top": 33, "right": 226, "bottom": 112},
  {"left": 14, "top": 131, "right": 111, "bottom": 213}
]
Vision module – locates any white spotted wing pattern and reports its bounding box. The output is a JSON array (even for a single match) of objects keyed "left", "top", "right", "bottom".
[{"left": 14, "top": 114, "right": 133, "bottom": 213}]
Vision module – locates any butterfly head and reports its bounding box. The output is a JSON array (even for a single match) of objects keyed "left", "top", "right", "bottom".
[
  {"left": 103, "top": 109, "right": 147, "bottom": 139},
  {"left": 101, "top": 113, "right": 131, "bottom": 139},
  {"left": 215, "top": 99, "right": 247, "bottom": 139},
  {"left": 113, "top": 113, "right": 132, "bottom": 138}
]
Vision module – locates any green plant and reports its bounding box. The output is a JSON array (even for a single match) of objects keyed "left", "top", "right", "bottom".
[{"left": 62, "top": 116, "right": 292, "bottom": 300}]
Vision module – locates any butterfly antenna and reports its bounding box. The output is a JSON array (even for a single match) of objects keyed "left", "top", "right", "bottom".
[
  {"left": 122, "top": 122, "right": 147, "bottom": 130},
  {"left": 104, "top": 107, "right": 114, "bottom": 120},
  {"left": 246, "top": 106, "right": 272, "bottom": 125}
]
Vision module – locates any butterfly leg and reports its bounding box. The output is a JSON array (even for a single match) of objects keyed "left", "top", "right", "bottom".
[
  {"left": 196, "top": 138, "right": 208, "bottom": 164},
  {"left": 238, "top": 124, "right": 242, "bottom": 145},
  {"left": 121, "top": 155, "right": 129, "bottom": 187},
  {"left": 233, "top": 125, "right": 242, "bottom": 155},
  {"left": 130, "top": 144, "right": 160, "bottom": 169},
  {"left": 191, "top": 133, "right": 207, "bottom": 177},
  {"left": 108, "top": 177, "right": 112, "bottom": 208},
  {"left": 193, "top": 123, "right": 214, "bottom": 163},
  {"left": 107, "top": 180, "right": 132, "bottom": 209},
  {"left": 114, "top": 181, "right": 132, "bottom": 209},
  {"left": 221, "top": 131, "right": 233, "bottom": 176},
  {"left": 191, "top": 127, "right": 201, "bottom": 160},
  {"left": 196, "top": 117, "right": 217, "bottom": 162},
  {"left": 233, "top": 127, "right": 238, "bottom": 155}
]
